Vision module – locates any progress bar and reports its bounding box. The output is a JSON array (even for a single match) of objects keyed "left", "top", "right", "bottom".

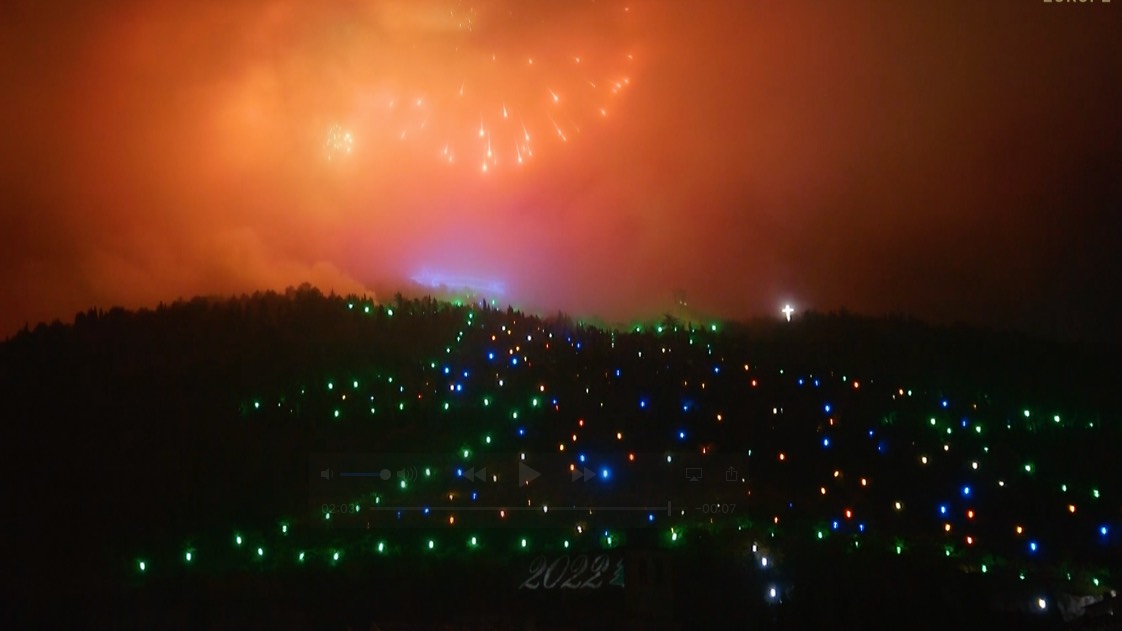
[{"left": 368, "top": 501, "right": 673, "bottom": 515}]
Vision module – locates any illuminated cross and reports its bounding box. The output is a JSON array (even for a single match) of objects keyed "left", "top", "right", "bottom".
[{"left": 782, "top": 304, "right": 795, "bottom": 322}]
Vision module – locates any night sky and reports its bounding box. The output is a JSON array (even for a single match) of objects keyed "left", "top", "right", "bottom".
[{"left": 2, "top": 0, "right": 1120, "bottom": 341}]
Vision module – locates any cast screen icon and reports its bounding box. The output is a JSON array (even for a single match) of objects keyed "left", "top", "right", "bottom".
[
  {"left": 725, "top": 467, "right": 739, "bottom": 482},
  {"left": 686, "top": 467, "right": 703, "bottom": 482}
]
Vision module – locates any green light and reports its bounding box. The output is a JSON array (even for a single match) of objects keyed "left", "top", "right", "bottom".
[
  {"left": 332, "top": 551, "right": 339, "bottom": 562},
  {"left": 257, "top": 547, "right": 264, "bottom": 557},
  {"left": 185, "top": 550, "right": 192, "bottom": 563},
  {"left": 364, "top": 305, "right": 370, "bottom": 314},
  {"left": 281, "top": 523, "right": 288, "bottom": 534},
  {"left": 253, "top": 401, "right": 260, "bottom": 409},
  {"left": 1023, "top": 409, "right": 1030, "bottom": 418},
  {"left": 975, "top": 426, "right": 982, "bottom": 434},
  {"left": 484, "top": 435, "right": 491, "bottom": 444},
  {"left": 981, "top": 564, "right": 987, "bottom": 573},
  {"left": 424, "top": 468, "right": 431, "bottom": 477},
  {"left": 563, "top": 540, "right": 570, "bottom": 549},
  {"left": 512, "top": 411, "right": 519, "bottom": 419},
  {"left": 817, "top": 531, "right": 824, "bottom": 540},
  {"left": 298, "top": 552, "right": 305, "bottom": 562},
  {"left": 427, "top": 540, "right": 435, "bottom": 550},
  {"left": 377, "top": 542, "right": 385, "bottom": 553},
  {"left": 930, "top": 418, "right": 936, "bottom": 426},
  {"left": 399, "top": 480, "right": 406, "bottom": 489},
  {"left": 470, "top": 536, "right": 478, "bottom": 547},
  {"left": 710, "top": 324, "right": 717, "bottom": 332},
  {"left": 138, "top": 560, "right": 146, "bottom": 572},
  {"left": 462, "top": 449, "right": 471, "bottom": 459},
  {"left": 1093, "top": 578, "right": 1100, "bottom": 587},
  {"left": 1092, "top": 488, "right": 1100, "bottom": 499},
  {"left": 327, "top": 382, "right": 333, "bottom": 390},
  {"left": 483, "top": 397, "right": 490, "bottom": 407},
  {"left": 443, "top": 402, "right": 449, "bottom": 411},
  {"left": 236, "top": 535, "right": 242, "bottom": 546},
  {"left": 398, "top": 402, "right": 404, "bottom": 411},
  {"left": 520, "top": 538, "right": 527, "bottom": 548},
  {"left": 1024, "top": 463, "right": 1033, "bottom": 473},
  {"left": 1061, "top": 484, "right": 1068, "bottom": 493},
  {"left": 1019, "top": 572, "right": 1025, "bottom": 581},
  {"left": 1053, "top": 415, "right": 1060, "bottom": 423},
  {"left": 333, "top": 410, "right": 340, "bottom": 418},
  {"left": 896, "top": 545, "right": 902, "bottom": 555},
  {"left": 387, "top": 308, "right": 394, "bottom": 316},
  {"left": 532, "top": 398, "right": 539, "bottom": 407}
]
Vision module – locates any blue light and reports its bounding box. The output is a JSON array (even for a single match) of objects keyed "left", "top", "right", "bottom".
[
  {"left": 471, "top": 492, "right": 478, "bottom": 501},
  {"left": 824, "top": 404, "right": 831, "bottom": 413},
  {"left": 457, "top": 468, "right": 463, "bottom": 477},
  {"left": 822, "top": 437, "right": 830, "bottom": 448},
  {"left": 942, "top": 400, "right": 948, "bottom": 408},
  {"left": 511, "top": 357, "right": 518, "bottom": 366},
  {"left": 962, "top": 486, "right": 971, "bottom": 497},
  {"left": 814, "top": 379, "right": 820, "bottom": 387},
  {"left": 443, "top": 366, "right": 450, "bottom": 375},
  {"left": 600, "top": 468, "right": 611, "bottom": 480},
  {"left": 579, "top": 454, "right": 586, "bottom": 463},
  {"left": 939, "top": 504, "right": 948, "bottom": 515},
  {"left": 1101, "top": 526, "right": 1109, "bottom": 536},
  {"left": 858, "top": 523, "right": 866, "bottom": 533},
  {"left": 640, "top": 399, "right": 647, "bottom": 409},
  {"left": 798, "top": 378, "right": 805, "bottom": 386},
  {"left": 455, "top": 384, "right": 462, "bottom": 392},
  {"left": 713, "top": 366, "right": 720, "bottom": 374},
  {"left": 1029, "top": 541, "right": 1038, "bottom": 553},
  {"left": 868, "top": 429, "right": 875, "bottom": 437},
  {"left": 679, "top": 431, "right": 687, "bottom": 440},
  {"left": 423, "top": 507, "right": 430, "bottom": 515},
  {"left": 648, "top": 513, "right": 655, "bottom": 522},
  {"left": 487, "top": 352, "right": 494, "bottom": 360},
  {"left": 462, "top": 371, "right": 469, "bottom": 378},
  {"left": 615, "top": 369, "right": 621, "bottom": 377},
  {"left": 832, "top": 521, "right": 839, "bottom": 530},
  {"left": 518, "top": 427, "right": 525, "bottom": 436},
  {"left": 575, "top": 342, "right": 582, "bottom": 350}
]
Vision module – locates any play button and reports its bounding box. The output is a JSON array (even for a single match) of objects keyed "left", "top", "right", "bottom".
[{"left": 518, "top": 461, "right": 540, "bottom": 486}]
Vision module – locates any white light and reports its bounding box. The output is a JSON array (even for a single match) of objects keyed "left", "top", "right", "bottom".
[
  {"left": 782, "top": 304, "right": 795, "bottom": 322},
  {"left": 1037, "top": 597, "right": 1046, "bottom": 611}
]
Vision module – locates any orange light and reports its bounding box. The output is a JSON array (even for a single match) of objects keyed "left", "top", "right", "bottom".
[
  {"left": 1068, "top": 504, "right": 1076, "bottom": 514},
  {"left": 853, "top": 381, "right": 860, "bottom": 389},
  {"left": 778, "top": 453, "right": 786, "bottom": 461},
  {"left": 628, "top": 453, "right": 635, "bottom": 462},
  {"left": 1015, "top": 525, "right": 1023, "bottom": 535},
  {"left": 751, "top": 379, "right": 758, "bottom": 387},
  {"left": 616, "top": 432, "right": 622, "bottom": 440},
  {"left": 860, "top": 478, "right": 868, "bottom": 486},
  {"left": 578, "top": 419, "right": 584, "bottom": 427},
  {"left": 449, "top": 516, "right": 455, "bottom": 525},
  {"left": 845, "top": 509, "right": 853, "bottom": 519},
  {"left": 716, "top": 414, "right": 723, "bottom": 422},
  {"left": 967, "top": 510, "right": 975, "bottom": 519},
  {"left": 944, "top": 523, "right": 952, "bottom": 533},
  {"left": 833, "top": 470, "right": 840, "bottom": 478},
  {"left": 820, "top": 487, "right": 827, "bottom": 496},
  {"left": 965, "top": 536, "right": 974, "bottom": 545}
]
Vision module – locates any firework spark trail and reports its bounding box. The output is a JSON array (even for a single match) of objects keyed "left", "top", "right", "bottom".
[{"left": 315, "top": 0, "right": 635, "bottom": 173}]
